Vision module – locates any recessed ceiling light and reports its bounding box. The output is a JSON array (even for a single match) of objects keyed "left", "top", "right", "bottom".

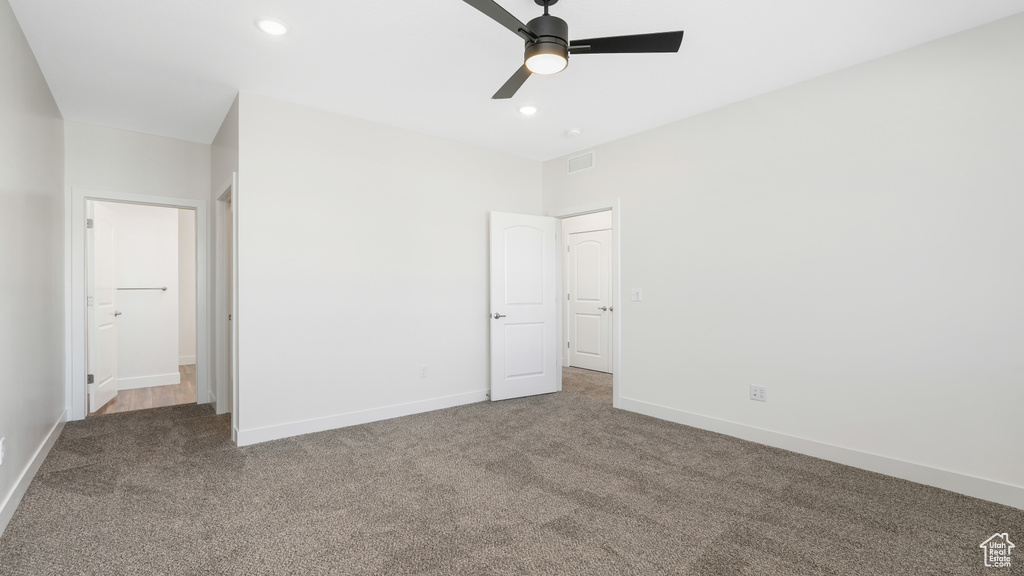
[
  {"left": 256, "top": 18, "right": 288, "bottom": 36},
  {"left": 566, "top": 128, "right": 582, "bottom": 137},
  {"left": 519, "top": 106, "right": 538, "bottom": 116}
]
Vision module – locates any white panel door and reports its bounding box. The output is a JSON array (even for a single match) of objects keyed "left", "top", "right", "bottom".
[
  {"left": 88, "top": 202, "right": 119, "bottom": 411},
  {"left": 568, "top": 229, "right": 613, "bottom": 372},
  {"left": 489, "top": 212, "right": 559, "bottom": 401}
]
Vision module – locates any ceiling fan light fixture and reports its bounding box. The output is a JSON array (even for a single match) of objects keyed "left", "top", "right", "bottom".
[
  {"left": 463, "top": 0, "right": 683, "bottom": 99},
  {"left": 525, "top": 43, "right": 568, "bottom": 75}
]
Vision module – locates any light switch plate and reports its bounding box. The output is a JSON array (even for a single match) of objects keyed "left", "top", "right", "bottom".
[{"left": 631, "top": 288, "right": 643, "bottom": 302}]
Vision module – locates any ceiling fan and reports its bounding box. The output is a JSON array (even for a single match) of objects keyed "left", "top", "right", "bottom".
[{"left": 462, "top": 0, "right": 684, "bottom": 99}]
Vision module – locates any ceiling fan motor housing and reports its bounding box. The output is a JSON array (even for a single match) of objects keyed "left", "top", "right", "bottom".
[{"left": 524, "top": 14, "right": 569, "bottom": 69}]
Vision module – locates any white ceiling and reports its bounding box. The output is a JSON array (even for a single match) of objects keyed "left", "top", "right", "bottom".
[{"left": 10, "top": 0, "right": 1024, "bottom": 161}]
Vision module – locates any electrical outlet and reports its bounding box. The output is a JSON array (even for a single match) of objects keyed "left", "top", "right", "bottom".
[
  {"left": 0, "top": 437, "right": 5, "bottom": 466},
  {"left": 420, "top": 365, "right": 428, "bottom": 379},
  {"left": 750, "top": 385, "right": 767, "bottom": 402}
]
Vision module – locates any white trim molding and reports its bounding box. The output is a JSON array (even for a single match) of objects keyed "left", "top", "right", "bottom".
[
  {"left": 236, "top": 390, "right": 488, "bottom": 446},
  {"left": 117, "top": 373, "right": 182, "bottom": 390},
  {"left": 213, "top": 176, "right": 236, "bottom": 421},
  {"left": 0, "top": 411, "right": 65, "bottom": 537},
  {"left": 619, "top": 397, "right": 1024, "bottom": 510}
]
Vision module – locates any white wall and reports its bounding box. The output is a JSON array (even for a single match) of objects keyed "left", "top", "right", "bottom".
[
  {"left": 65, "top": 122, "right": 211, "bottom": 201},
  {"left": 0, "top": 0, "right": 66, "bottom": 534},
  {"left": 235, "top": 93, "right": 542, "bottom": 443},
  {"left": 103, "top": 202, "right": 180, "bottom": 389},
  {"left": 178, "top": 209, "right": 196, "bottom": 365},
  {"left": 211, "top": 95, "right": 238, "bottom": 194},
  {"left": 542, "top": 14, "right": 1024, "bottom": 508}
]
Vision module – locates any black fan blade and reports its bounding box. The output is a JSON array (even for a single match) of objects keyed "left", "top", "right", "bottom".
[
  {"left": 492, "top": 65, "right": 532, "bottom": 99},
  {"left": 462, "top": 0, "right": 536, "bottom": 42},
  {"left": 570, "top": 30, "right": 684, "bottom": 54}
]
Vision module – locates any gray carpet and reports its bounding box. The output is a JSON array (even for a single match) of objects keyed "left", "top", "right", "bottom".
[{"left": 1, "top": 367, "right": 1020, "bottom": 575}]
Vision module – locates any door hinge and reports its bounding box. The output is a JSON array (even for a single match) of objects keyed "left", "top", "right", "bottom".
[
  {"left": 567, "top": 341, "right": 570, "bottom": 349},
  {"left": 86, "top": 218, "right": 94, "bottom": 229},
  {"left": 567, "top": 293, "right": 570, "bottom": 300},
  {"left": 87, "top": 374, "right": 94, "bottom": 384},
  {"left": 87, "top": 296, "right": 94, "bottom": 306},
  {"left": 567, "top": 245, "right": 570, "bottom": 252}
]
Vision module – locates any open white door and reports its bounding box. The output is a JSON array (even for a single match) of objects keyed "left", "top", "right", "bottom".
[
  {"left": 568, "top": 229, "right": 613, "bottom": 372},
  {"left": 88, "top": 202, "right": 119, "bottom": 412},
  {"left": 489, "top": 212, "right": 560, "bottom": 401}
]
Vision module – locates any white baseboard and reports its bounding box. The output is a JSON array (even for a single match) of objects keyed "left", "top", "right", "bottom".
[
  {"left": 618, "top": 397, "right": 1024, "bottom": 511},
  {"left": 236, "top": 389, "right": 489, "bottom": 447},
  {"left": 118, "top": 372, "right": 181, "bottom": 390},
  {"left": 0, "top": 410, "right": 66, "bottom": 537},
  {"left": 178, "top": 355, "right": 196, "bottom": 366}
]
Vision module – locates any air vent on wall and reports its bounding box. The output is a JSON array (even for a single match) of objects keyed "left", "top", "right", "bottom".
[{"left": 567, "top": 151, "right": 595, "bottom": 174}]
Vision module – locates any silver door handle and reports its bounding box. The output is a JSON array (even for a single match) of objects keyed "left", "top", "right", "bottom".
[
  {"left": 492, "top": 313, "right": 506, "bottom": 319},
  {"left": 114, "top": 311, "right": 122, "bottom": 317},
  {"left": 609, "top": 306, "right": 613, "bottom": 312},
  {"left": 599, "top": 306, "right": 608, "bottom": 311}
]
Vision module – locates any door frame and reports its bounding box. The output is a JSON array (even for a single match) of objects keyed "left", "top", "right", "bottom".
[
  {"left": 550, "top": 199, "right": 621, "bottom": 407},
  {"left": 68, "top": 187, "right": 210, "bottom": 421},
  {"left": 214, "top": 175, "right": 239, "bottom": 440}
]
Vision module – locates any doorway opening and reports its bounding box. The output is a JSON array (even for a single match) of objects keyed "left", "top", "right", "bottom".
[
  {"left": 69, "top": 187, "right": 210, "bottom": 422},
  {"left": 86, "top": 201, "right": 198, "bottom": 416},
  {"left": 486, "top": 201, "right": 620, "bottom": 407},
  {"left": 560, "top": 210, "right": 614, "bottom": 403}
]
